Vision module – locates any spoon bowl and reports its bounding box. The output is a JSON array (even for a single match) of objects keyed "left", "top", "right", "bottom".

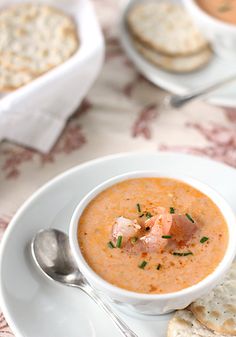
[
  {"left": 31, "top": 228, "right": 138, "bottom": 337},
  {"left": 31, "top": 229, "right": 85, "bottom": 286}
]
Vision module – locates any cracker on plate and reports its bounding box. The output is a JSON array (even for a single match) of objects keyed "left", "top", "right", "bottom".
[
  {"left": 191, "top": 262, "right": 236, "bottom": 336},
  {"left": 127, "top": 1, "right": 208, "bottom": 56},
  {"left": 0, "top": 64, "right": 34, "bottom": 92},
  {"left": 133, "top": 38, "right": 212, "bottom": 73},
  {"left": 167, "top": 309, "right": 228, "bottom": 337},
  {"left": 0, "top": 3, "right": 79, "bottom": 77}
]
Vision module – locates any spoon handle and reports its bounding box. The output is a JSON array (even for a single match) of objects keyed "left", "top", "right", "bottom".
[
  {"left": 166, "top": 74, "right": 236, "bottom": 109},
  {"left": 81, "top": 284, "right": 139, "bottom": 337}
]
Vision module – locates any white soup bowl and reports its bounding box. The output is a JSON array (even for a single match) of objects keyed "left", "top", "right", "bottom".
[{"left": 70, "top": 171, "right": 236, "bottom": 315}]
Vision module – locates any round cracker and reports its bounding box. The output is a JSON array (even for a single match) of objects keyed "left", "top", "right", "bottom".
[
  {"left": 0, "top": 3, "right": 79, "bottom": 76},
  {"left": 191, "top": 262, "right": 236, "bottom": 336},
  {"left": 127, "top": 1, "right": 208, "bottom": 56},
  {"left": 167, "top": 310, "right": 227, "bottom": 337},
  {"left": 0, "top": 64, "right": 34, "bottom": 92},
  {"left": 133, "top": 39, "right": 212, "bottom": 73}
]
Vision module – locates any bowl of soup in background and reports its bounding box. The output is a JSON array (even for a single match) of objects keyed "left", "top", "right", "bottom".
[
  {"left": 70, "top": 171, "right": 236, "bottom": 315},
  {"left": 182, "top": 0, "right": 236, "bottom": 59}
]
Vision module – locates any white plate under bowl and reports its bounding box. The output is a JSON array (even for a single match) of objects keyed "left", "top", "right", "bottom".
[
  {"left": 119, "top": 0, "right": 236, "bottom": 107},
  {"left": 1, "top": 152, "right": 236, "bottom": 337}
]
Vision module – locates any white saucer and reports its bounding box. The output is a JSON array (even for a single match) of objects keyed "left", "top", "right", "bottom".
[
  {"left": 119, "top": 0, "right": 236, "bottom": 107},
  {"left": 1, "top": 152, "right": 236, "bottom": 337}
]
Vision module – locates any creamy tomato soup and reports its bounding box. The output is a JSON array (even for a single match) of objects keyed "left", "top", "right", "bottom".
[
  {"left": 78, "top": 178, "right": 228, "bottom": 294},
  {"left": 196, "top": 0, "right": 236, "bottom": 25}
]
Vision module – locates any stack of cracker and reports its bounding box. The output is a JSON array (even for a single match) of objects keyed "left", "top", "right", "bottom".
[
  {"left": 0, "top": 3, "right": 79, "bottom": 92},
  {"left": 168, "top": 262, "right": 236, "bottom": 337},
  {"left": 127, "top": 1, "right": 212, "bottom": 73}
]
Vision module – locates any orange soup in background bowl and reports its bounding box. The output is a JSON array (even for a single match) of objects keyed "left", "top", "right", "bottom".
[
  {"left": 197, "top": 0, "right": 236, "bottom": 25},
  {"left": 183, "top": 0, "right": 236, "bottom": 59},
  {"left": 70, "top": 171, "right": 236, "bottom": 316}
]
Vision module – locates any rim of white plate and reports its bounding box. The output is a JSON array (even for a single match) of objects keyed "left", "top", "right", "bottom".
[{"left": 0, "top": 151, "right": 236, "bottom": 336}]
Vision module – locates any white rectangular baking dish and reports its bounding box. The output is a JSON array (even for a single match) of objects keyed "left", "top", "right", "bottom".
[{"left": 0, "top": 0, "right": 104, "bottom": 152}]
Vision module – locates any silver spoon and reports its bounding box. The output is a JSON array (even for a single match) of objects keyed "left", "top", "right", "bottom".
[
  {"left": 31, "top": 229, "right": 138, "bottom": 337},
  {"left": 165, "top": 74, "right": 236, "bottom": 108}
]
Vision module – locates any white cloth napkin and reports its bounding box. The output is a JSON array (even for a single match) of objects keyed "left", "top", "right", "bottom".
[{"left": 0, "top": 0, "right": 104, "bottom": 153}]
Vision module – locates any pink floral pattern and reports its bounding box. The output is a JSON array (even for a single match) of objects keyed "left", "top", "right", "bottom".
[
  {"left": 0, "top": 217, "right": 10, "bottom": 241},
  {"left": 223, "top": 107, "right": 236, "bottom": 123},
  {"left": 1, "top": 0, "right": 236, "bottom": 335},
  {"left": 0, "top": 313, "right": 13, "bottom": 336},
  {"left": 0, "top": 219, "right": 12, "bottom": 335},
  {"left": 1, "top": 148, "right": 34, "bottom": 179},
  {"left": 123, "top": 74, "right": 146, "bottom": 97},
  {"left": 105, "top": 37, "right": 124, "bottom": 61},
  {"left": 160, "top": 121, "right": 236, "bottom": 167},
  {"left": 132, "top": 104, "right": 159, "bottom": 139},
  {"left": 40, "top": 124, "right": 86, "bottom": 164}
]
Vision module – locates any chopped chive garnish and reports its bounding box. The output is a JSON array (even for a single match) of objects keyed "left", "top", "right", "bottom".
[
  {"left": 146, "top": 212, "right": 152, "bottom": 219},
  {"left": 173, "top": 251, "right": 193, "bottom": 256},
  {"left": 137, "top": 203, "right": 141, "bottom": 213},
  {"left": 170, "top": 207, "right": 175, "bottom": 214},
  {"left": 186, "top": 213, "right": 194, "bottom": 223},
  {"left": 184, "top": 252, "right": 193, "bottom": 256},
  {"left": 162, "top": 235, "right": 172, "bottom": 239},
  {"left": 139, "top": 213, "right": 144, "bottom": 218},
  {"left": 131, "top": 237, "right": 138, "bottom": 244},
  {"left": 139, "top": 260, "right": 148, "bottom": 269},
  {"left": 116, "top": 235, "right": 123, "bottom": 248},
  {"left": 107, "top": 241, "right": 115, "bottom": 249},
  {"left": 200, "top": 236, "right": 209, "bottom": 243},
  {"left": 156, "top": 263, "right": 161, "bottom": 270}
]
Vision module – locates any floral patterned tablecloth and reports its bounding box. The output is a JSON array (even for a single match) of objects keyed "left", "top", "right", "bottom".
[{"left": 1, "top": 0, "right": 236, "bottom": 335}]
